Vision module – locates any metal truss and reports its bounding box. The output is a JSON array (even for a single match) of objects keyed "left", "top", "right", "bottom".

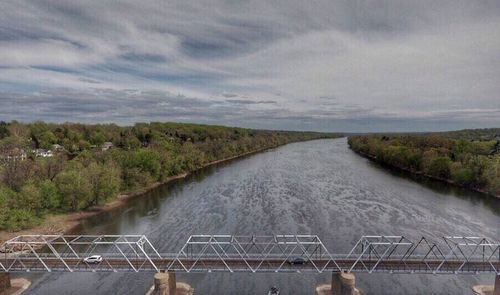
[
  {"left": 166, "top": 235, "right": 339, "bottom": 273},
  {"left": 345, "top": 236, "right": 500, "bottom": 274},
  {"left": 1, "top": 234, "right": 499, "bottom": 274},
  {"left": 0, "top": 235, "right": 161, "bottom": 273}
]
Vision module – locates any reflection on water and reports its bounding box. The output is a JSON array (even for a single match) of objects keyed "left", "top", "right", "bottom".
[{"left": 24, "top": 138, "right": 500, "bottom": 295}]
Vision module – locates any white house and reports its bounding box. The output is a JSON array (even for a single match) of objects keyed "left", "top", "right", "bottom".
[
  {"left": 0, "top": 148, "right": 27, "bottom": 163},
  {"left": 51, "top": 144, "right": 65, "bottom": 151},
  {"left": 33, "top": 149, "right": 53, "bottom": 158},
  {"left": 101, "top": 142, "right": 113, "bottom": 151}
]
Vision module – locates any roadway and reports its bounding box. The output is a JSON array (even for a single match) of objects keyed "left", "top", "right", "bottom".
[{"left": 2, "top": 256, "right": 499, "bottom": 273}]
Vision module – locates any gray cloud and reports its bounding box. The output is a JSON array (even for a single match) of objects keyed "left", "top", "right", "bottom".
[
  {"left": 225, "top": 99, "right": 276, "bottom": 105},
  {"left": 0, "top": 1, "right": 499, "bottom": 131},
  {"left": 222, "top": 93, "right": 238, "bottom": 98}
]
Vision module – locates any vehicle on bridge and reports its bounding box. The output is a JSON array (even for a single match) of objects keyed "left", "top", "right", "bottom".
[
  {"left": 268, "top": 286, "right": 279, "bottom": 295},
  {"left": 83, "top": 255, "right": 103, "bottom": 264},
  {"left": 288, "top": 257, "right": 307, "bottom": 265}
]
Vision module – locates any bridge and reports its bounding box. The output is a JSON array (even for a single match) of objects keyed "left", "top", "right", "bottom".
[{"left": 1, "top": 235, "right": 499, "bottom": 274}]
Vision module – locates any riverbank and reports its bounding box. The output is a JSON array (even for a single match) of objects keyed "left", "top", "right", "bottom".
[
  {"left": 0, "top": 140, "right": 316, "bottom": 243},
  {"left": 350, "top": 148, "right": 499, "bottom": 199}
]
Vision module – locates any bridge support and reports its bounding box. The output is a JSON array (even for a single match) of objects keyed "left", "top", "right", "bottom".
[
  {"left": 316, "top": 272, "right": 361, "bottom": 295},
  {"left": 147, "top": 272, "right": 194, "bottom": 295},
  {"left": 473, "top": 275, "right": 500, "bottom": 295},
  {"left": 494, "top": 275, "right": 499, "bottom": 295},
  {"left": 331, "top": 272, "right": 360, "bottom": 295},
  {"left": 0, "top": 273, "right": 11, "bottom": 292},
  {"left": 152, "top": 272, "right": 176, "bottom": 295}
]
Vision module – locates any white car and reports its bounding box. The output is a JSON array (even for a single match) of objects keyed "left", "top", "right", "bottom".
[{"left": 83, "top": 255, "right": 103, "bottom": 264}]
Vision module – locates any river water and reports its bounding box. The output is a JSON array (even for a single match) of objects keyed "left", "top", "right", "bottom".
[{"left": 24, "top": 138, "right": 500, "bottom": 294}]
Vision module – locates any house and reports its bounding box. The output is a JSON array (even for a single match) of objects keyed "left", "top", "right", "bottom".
[
  {"left": 0, "top": 148, "right": 27, "bottom": 163},
  {"left": 51, "top": 144, "right": 65, "bottom": 151},
  {"left": 101, "top": 142, "right": 113, "bottom": 151},
  {"left": 33, "top": 149, "right": 53, "bottom": 158}
]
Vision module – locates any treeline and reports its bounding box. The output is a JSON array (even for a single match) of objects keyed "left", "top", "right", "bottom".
[
  {"left": 433, "top": 128, "right": 500, "bottom": 141},
  {"left": 348, "top": 132, "right": 500, "bottom": 197},
  {"left": 0, "top": 121, "right": 338, "bottom": 230}
]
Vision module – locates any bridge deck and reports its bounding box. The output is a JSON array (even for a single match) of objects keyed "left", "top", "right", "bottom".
[{"left": 2, "top": 257, "right": 500, "bottom": 273}]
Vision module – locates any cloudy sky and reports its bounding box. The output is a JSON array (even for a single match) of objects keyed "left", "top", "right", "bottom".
[{"left": 1, "top": 0, "right": 500, "bottom": 132}]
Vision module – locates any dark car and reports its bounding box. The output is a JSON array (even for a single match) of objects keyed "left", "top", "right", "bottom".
[
  {"left": 268, "top": 286, "right": 280, "bottom": 295},
  {"left": 289, "top": 257, "right": 307, "bottom": 265}
]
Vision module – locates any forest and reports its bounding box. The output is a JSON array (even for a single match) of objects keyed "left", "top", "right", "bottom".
[
  {"left": 348, "top": 129, "right": 500, "bottom": 197},
  {"left": 0, "top": 121, "right": 337, "bottom": 231}
]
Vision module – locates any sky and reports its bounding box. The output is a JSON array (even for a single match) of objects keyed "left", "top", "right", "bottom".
[{"left": 0, "top": 1, "right": 500, "bottom": 132}]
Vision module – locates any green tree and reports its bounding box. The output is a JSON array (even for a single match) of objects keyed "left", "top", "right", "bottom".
[
  {"left": 3, "top": 209, "right": 36, "bottom": 230},
  {"left": 38, "top": 131, "right": 58, "bottom": 149},
  {"left": 90, "top": 131, "right": 106, "bottom": 146},
  {"left": 0, "top": 186, "right": 13, "bottom": 229},
  {"left": 86, "top": 161, "right": 121, "bottom": 205},
  {"left": 18, "top": 182, "right": 42, "bottom": 216},
  {"left": 95, "top": 162, "right": 121, "bottom": 204},
  {"left": 122, "top": 167, "right": 154, "bottom": 190},
  {"left": 425, "top": 157, "right": 451, "bottom": 179},
  {"left": 118, "top": 131, "right": 141, "bottom": 150},
  {"left": 451, "top": 164, "right": 475, "bottom": 187},
  {"left": 39, "top": 180, "right": 61, "bottom": 210},
  {"left": 180, "top": 142, "right": 205, "bottom": 171},
  {"left": 484, "top": 157, "right": 500, "bottom": 195},
  {"left": 0, "top": 121, "right": 9, "bottom": 139},
  {"left": 134, "top": 149, "right": 161, "bottom": 179},
  {"left": 55, "top": 164, "right": 92, "bottom": 211}
]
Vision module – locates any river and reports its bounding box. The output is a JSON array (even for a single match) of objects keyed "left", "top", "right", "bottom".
[{"left": 24, "top": 138, "right": 500, "bottom": 294}]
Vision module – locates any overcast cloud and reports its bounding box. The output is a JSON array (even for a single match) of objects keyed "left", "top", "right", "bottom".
[{"left": 0, "top": 0, "right": 499, "bottom": 132}]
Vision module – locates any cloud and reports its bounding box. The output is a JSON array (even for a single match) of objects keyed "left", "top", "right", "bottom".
[
  {"left": 222, "top": 93, "right": 238, "bottom": 98},
  {"left": 0, "top": 0, "right": 499, "bottom": 131},
  {"left": 226, "top": 99, "right": 276, "bottom": 105}
]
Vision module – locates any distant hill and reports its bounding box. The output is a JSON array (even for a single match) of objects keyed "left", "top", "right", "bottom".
[{"left": 431, "top": 128, "right": 500, "bottom": 141}]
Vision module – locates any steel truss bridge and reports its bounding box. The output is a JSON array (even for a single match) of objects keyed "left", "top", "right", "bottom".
[{"left": 1, "top": 235, "right": 499, "bottom": 274}]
